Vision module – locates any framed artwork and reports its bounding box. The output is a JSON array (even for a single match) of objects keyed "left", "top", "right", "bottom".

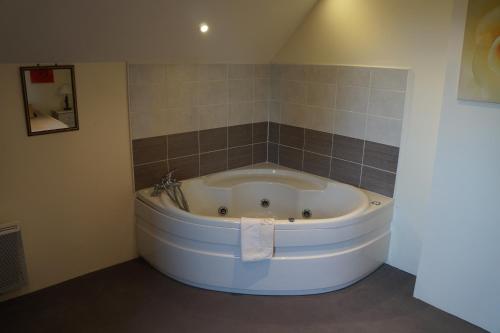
[{"left": 458, "top": 0, "right": 500, "bottom": 104}]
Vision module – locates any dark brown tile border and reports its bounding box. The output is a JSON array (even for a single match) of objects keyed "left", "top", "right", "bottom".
[
  {"left": 332, "top": 135, "right": 364, "bottom": 164},
  {"left": 199, "top": 127, "right": 227, "bottom": 153},
  {"left": 200, "top": 150, "right": 227, "bottom": 176},
  {"left": 268, "top": 122, "right": 279, "bottom": 143},
  {"left": 363, "top": 141, "right": 399, "bottom": 173},
  {"left": 168, "top": 155, "right": 200, "bottom": 180},
  {"left": 278, "top": 145, "right": 303, "bottom": 170},
  {"left": 228, "top": 124, "right": 252, "bottom": 148},
  {"left": 304, "top": 129, "right": 332, "bottom": 156},
  {"left": 268, "top": 142, "right": 278, "bottom": 164},
  {"left": 133, "top": 161, "right": 168, "bottom": 191},
  {"left": 330, "top": 158, "right": 361, "bottom": 187},
  {"left": 253, "top": 122, "right": 268, "bottom": 143},
  {"left": 303, "top": 151, "right": 330, "bottom": 178},
  {"left": 168, "top": 131, "right": 199, "bottom": 158},
  {"left": 253, "top": 143, "right": 267, "bottom": 164},
  {"left": 131, "top": 122, "right": 400, "bottom": 197},
  {"left": 279, "top": 124, "right": 304, "bottom": 149},
  {"left": 132, "top": 136, "right": 167, "bottom": 166},
  {"left": 228, "top": 145, "right": 253, "bottom": 169},
  {"left": 361, "top": 166, "right": 396, "bottom": 197}
]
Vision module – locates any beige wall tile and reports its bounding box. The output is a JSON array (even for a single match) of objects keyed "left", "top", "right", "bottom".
[
  {"left": 283, "top": 80, "right": 306, "bottom": 104},
  {"left": 166, "top": 107, "right": 199, "bottom": 134},
  {"left": 253, "top": 101, "right": 268, "bottom": 122},
  {"left": 336, "top": 85, "right": 369, "bottom": 112},
  {"left": 197, "top": 64, "right": 227, "bottom": 81},
  {"left": 366, "top": 115, "right": 402, "bottom": 147},
  {"left": 271, "top": 64, "right": 284, "bottom": 80},
  {"left": 305, "top": 106, "right": 334, "bottom": 133},
  {"left": 337, "top": 66, "right": 370, "bottom": 87},
  {"left": 229, "top": 102, "right": 253, "bottom": 125},
  {"left": 371, "top": 68, "right": 408, "bottom": 91},
  {"left": 197, "top": 104, "right": 228, "bottom": 130},
  {"left": 269, "top": 101, "right": 281, "bottom": 123},
  {"left": 128, "top": 84, "right": 165, "bottom": 114},
  {"left": 129, "top": 110, "right": 167, "bottom": 139},
  {"left": 229, "top": 79, "right": 254, "bottom": 103},
  {"left": 282, "top": 64, "right": 306, "bottom": 81},
  {"left": 334, "top": 110, "right": 366, "bottom": 140},
  {"left": 128, "top": 64, "right": 165, "bottom": 85},
  {"left": 305, "top": 65, "right": 337, "bottom": 83},
  {"left": 165, "top": 64, "right": 197, "bottom": 81},
  {"left": 229, "top": 64, "right": 255, "bottom": 79},
  {"left": 165, "top": 81, "right": 197, "bottom": 108},
  {"left": 368, "top": 89, "right": 406, "bottom": 119},
  {"left": 281, "top": 103, "right": 307, "bottom": 127},
  {"left": 270, "top": 79, "right": 282, "bottom": 101},
  {"left": 255, "top": 78, "right": 271, "bottom": 101},
  {"left": 307, "top": 83, "right": 335, "bottom": 107},
  {"left": 255, "top": 64, "right": 271, "bottom": 78},
  {"left": 197, "top": 81, "right": 228, "bottom": 106}
]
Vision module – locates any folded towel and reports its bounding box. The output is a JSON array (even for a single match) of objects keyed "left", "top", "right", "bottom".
[{"left": 240, "top": 217, "right": 275, "bottom": 262}]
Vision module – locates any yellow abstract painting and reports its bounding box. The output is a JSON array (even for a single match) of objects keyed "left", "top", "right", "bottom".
[{"left": 458, "top": 0, "right": 500, "bottom": 103}]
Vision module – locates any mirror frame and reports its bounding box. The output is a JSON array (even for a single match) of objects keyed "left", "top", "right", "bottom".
[{"left": 20, "top": 65, "right": 79, "bottom": 136}]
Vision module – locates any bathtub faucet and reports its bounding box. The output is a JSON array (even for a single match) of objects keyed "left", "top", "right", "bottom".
[{"left": 151, "top": 170, "right": 190, "bottom": 212}]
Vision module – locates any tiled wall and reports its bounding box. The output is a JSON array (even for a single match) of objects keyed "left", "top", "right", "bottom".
[
  {"left": 128, "top": 64, "right": 271, "bottom": 190},
  {"left": 268, "top": 65, "right": 408, "bottom": 197},
  {"left": 128, "top": 63, "right": 408, "bottom": 197},
  {"left": 132, "top": 123, "right": 268, "bottom": 190},
  {"left": 128, "top": 64, "right": 271, "bottom": 139}
]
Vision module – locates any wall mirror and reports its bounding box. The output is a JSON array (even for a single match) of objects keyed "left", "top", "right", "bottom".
[{"left": 20, "top": 65, "right": 79, "bottom": 136}]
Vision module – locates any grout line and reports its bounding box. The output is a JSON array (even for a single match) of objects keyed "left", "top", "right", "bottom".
[
  {"left": 330, "top": 81, "right": 340, "bottom": 179},
  {"left": 277, "top": 118, "right": 281, "bottom": 165},
  {"left": 358, "top": 70, "right": 373, "bottom": 187},
  {"left": 361, "top": 164, "right": 397, "bottom": 175},
  {"left": 134, "top": 158, "right": 168, "bottom": 167},
  {"left": 251, "top": 85, "right": 254, "bottom": 166},
  {"left": 165, "top": 135, "right": 170, "bottom": 172},
  {"left": 197, "top": 131, "right": 201, "bottom": 177},
  {"left": 228, "top": 143, "right": 254, "bottom": 151},
  {"left": 331, "top": 156, "right": 362, "bottom": 167},
  {"left": 301, "top": 127, "right": 305, "bottom": 170},
  {"left": 277, "top": 143, "right": 304, "bottom": 152},
  {"left": 135, "top": 142, "right": 258, "bottom": 168},
  {"left": 225, "top": 67, "right": 229, "bottom": 171},
  {"left": 328, "top": 133, "right": 335, "bottom": 178}
]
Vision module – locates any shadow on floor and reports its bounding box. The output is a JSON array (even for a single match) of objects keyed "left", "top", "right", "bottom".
[{"left": 0, "top": 259, "right": 485, "bottom": 333}]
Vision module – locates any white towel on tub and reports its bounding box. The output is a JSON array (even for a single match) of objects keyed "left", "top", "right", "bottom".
[{"left": 240, "top": 217, "right": 275, "bottom": 262}]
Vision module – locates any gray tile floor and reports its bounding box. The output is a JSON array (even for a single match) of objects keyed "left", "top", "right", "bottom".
[{"left": 0, "top": 259, "right": 485, "bottom": 333}]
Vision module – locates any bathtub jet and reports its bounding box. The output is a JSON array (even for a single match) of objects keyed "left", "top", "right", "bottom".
[{"left": 135, "top": 164, "right": 393, "bottom": 295}]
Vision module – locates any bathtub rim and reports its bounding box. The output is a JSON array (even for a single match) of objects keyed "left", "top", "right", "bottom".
[{"left": 136, "top": 164, "right": 393, "bottom": 230}]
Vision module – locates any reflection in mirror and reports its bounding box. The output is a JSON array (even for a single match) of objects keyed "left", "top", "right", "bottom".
[{"left": 20, "top": 65, "right": 79, "bottom": 136}]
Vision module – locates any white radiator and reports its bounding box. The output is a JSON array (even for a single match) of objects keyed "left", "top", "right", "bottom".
[{"left": 0, "top": 223, "right": 27, "bottom": 293}]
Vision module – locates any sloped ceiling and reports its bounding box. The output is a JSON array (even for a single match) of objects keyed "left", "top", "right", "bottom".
[{"left": 0, "top": 0, "right": 317, "bottom": 63}]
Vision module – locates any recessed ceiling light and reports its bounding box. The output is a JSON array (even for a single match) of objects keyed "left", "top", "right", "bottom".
[{"left": 199, "top": 23, "right": 209, "bottom": 33}]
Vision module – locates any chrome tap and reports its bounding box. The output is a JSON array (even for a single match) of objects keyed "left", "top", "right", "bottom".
[{"left": 151, "top": 169, "right": 190, "bottom": 212}]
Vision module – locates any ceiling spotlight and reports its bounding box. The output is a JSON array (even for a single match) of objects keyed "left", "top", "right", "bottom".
[{"left": 199, "top": 23, "right": 209, "bottom": 33}]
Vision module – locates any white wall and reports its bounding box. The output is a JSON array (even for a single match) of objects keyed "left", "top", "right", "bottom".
[
  {"left": 414, "top": 1, "right": 500, "bottom": 331},
  {"left": 0, "top": 0, "right": 316, "bottom": 64},
  {"left": 0, "top": 63, "right": 137, "bottom": 301},
  {"left": 273, "top": 0, "right": 454, "bottom": 274}
]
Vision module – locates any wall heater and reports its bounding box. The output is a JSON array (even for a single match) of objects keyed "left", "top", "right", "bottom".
[{"left": 0, "top": 223, "right": 27, "bottom": 293}]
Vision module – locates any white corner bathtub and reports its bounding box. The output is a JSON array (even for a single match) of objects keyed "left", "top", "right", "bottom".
[{"left": 135, "top": 164, "right": 393, "bottom": 295}]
